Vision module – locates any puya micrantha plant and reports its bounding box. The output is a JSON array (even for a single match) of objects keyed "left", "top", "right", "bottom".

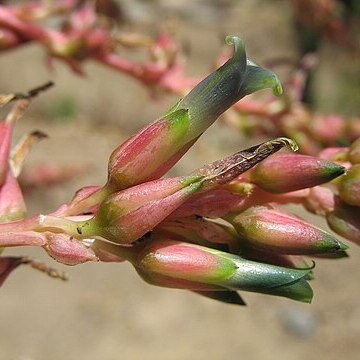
[{"left": 0, "top": 36, "right": 352, "bottom": 306}]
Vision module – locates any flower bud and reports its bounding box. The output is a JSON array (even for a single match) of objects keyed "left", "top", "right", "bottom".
[
  {"left": 250, "top": 154, "right": 345, "bottom": 193},
  {"left": 107, "top": 36, "right": 282, "bottom": 191},
  {"left": 226, "top": 206, "right": 347, "bottom": 254},
  {"left": 101, "top": 238, "right": 313, "bottom": 302},
  {"left": 339, "top": 165, "right": 360, "bottom": 206},
  {"left": 77, "top": 175, "right": 204, "bottom": 244},
  {"left": 327, "top": 202, "right": 360, "bottom": 245}
]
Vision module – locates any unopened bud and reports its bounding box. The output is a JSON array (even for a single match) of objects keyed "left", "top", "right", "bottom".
[
  {"left": 251, "top": 154, "right": 345, "bottom": 193},
  {"left": 226, "top": 206, "right": 347, "bottom": 255},
  {"left": 77, "top": 176, "right": 204, "bottom": 244},
  {"left": 107, "top": 36, "right": 282, "bottom": 191},
  {"left": 131, "top": 239, "right": 312, "bottom": 302}
]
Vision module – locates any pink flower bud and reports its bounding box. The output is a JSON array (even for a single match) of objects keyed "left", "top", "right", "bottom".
[
  {"left": 227, "top": 205, "right": 346, "bottom": 254},
  {"left": 327, "top": 202, "right": 360, "bottom": 245},
  {"left": 107, "top": 109, "right": 195, "bottom": 191},
  {"left": 130, "top": 239, "right": 313, "bottom": 302},
  {"left": 339, "top": 165, "right": 360, "bottom": 206},
  {"left": 77, "top": 176, "right": 204, "bottom": 244},
  {"left": 251, "top": 154, "right": 345, "bottom": 193}
]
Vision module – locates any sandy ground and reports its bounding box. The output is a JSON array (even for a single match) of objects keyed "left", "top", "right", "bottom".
[{"left": 1, "top": 1, "right": 360, "bottom": 359}]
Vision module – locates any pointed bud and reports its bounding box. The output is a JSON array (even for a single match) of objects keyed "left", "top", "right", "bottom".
[
  {"left": 226, "top": 206, "right": 347, "bottom": 255},
  {"left": 77, "top": 175, "right": 204, "bottom": 244},
  {"left": 251, "top": 154, "right": 345, "bottom": 193},
  {"left": 106, "top": 36, "right": 282, "bottom": 191},
  {"left": 128, "top": 239, "right": 312, "bottom": 303},
  {"left": 339, "top": 165, "right": 360, "bottom": 206},
  {"left": 327, "top": 202, "right": 360, "bottom": 245},
  {"left": 349, "top": 138, "right": 360, "bottom": 164}
]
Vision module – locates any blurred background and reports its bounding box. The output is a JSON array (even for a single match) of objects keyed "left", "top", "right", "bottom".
[{"left": 1, "top": 1, "right": 360, "bottom": 359}]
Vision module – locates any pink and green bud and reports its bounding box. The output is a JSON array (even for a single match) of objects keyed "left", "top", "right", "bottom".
[
  {"left": 327, "top": 202, "right": 360, "bottom": 245},
  {"left": 74, "top": 175, "right": 204, "bottom": 244},
  {"left": 97, "top": 239, "right": 313, "bottom": 302},
  {"left": 250, "top": 154, "right": 345, "bottom": 193},
  {"left": 106, "top": 36, "right": 282, "bottom": 191},
  {"left": 226, "top": 206, "right": 347, "bottom": 255},
  {"left": 140, "top": 240, "right": 313, "bottom": 302},
  {"left": 339, "top": 165, "right": 360, "bottom": 206},
  {"left": 349, "top": 138, "right": 360, "bottom": 164}
]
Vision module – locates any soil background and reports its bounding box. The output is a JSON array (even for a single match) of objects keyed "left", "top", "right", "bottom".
[{"left": 1, "top": 1, "right": 360, "bottom": 360}]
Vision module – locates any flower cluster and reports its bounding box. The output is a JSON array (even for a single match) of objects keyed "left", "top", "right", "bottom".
[{"left": 0, "top": 36, "right": 356, "bottom": 306}]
